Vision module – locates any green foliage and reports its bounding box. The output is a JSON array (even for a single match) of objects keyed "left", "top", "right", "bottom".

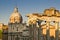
[
  {"left": 0, "top": 30, "right": 2, "bottom": 33},
  {"left": 0, "top": 30, "right": 2, "bottom": 39}
]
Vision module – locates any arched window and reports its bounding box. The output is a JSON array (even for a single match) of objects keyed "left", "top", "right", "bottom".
[
  {"left": 41, "top": 21, "right": 46, "bottom": 25},
  {"left": 50, "top": 21, "right": 55, "bottom": 26}
]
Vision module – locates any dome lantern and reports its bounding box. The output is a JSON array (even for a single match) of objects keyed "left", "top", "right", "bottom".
[{"left": 14, "top": 7, "right": 18, "bottom": 13}]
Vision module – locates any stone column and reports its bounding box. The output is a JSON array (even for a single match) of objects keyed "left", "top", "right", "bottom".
[
  {"left": 46, "top": 21, "right": 50, "bottom": 40},
  {"left": 36, "top": 20, "right": 43, "bottom": 40},
  {"left": 29, "top": 24, "right": 33, "bottom": 40},
  {"left": 55, "top": 22, "right": 59, "bottom": 40},
  {"left": 38, "top": 26, "right": 43, "bottom": 40},
  {"left": 29, "top": 24, "right": 37, "bottom": 40},
  {"left": 33, "top": 24, "right": 37, "bottom": 40}
]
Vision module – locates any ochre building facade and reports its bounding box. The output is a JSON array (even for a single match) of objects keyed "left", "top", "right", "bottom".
[{"left": 26, "top": 7, "right": 60, "bottom": 38}]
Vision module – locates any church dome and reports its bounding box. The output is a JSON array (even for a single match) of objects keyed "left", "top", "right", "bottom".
[{"left": 9, "top": 7, "right": 23, "bottom": 23}]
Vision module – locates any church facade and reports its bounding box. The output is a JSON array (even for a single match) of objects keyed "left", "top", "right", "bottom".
[{"left": 8, "top": 7, "right": 31, "bottom": 40}]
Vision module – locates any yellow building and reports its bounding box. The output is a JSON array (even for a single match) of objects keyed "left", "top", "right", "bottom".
[
  {"left": 0, "top": 23, "right": 4, "bottom": 31},
  {"left": 26, "top": 7, "right": 60, "bottom": 38},
  {"left": 0, "top": 23, "right": 8, "bottom": 31}
]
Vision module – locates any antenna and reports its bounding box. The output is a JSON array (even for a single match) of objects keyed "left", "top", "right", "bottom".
[
  {"left": 14, "top": 0, "right": 18, "bottom": 8},
  {"left": 16, "top": 0, "right": 17, "bottom": 8}
]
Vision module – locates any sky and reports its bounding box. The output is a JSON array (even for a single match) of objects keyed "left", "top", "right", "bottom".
[{"left": 0, "top": 0, "right": 60, "bottom": 25}]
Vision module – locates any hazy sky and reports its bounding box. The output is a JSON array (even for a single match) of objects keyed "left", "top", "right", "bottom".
[{"left": 0, "top": 0, "right": 60, "bottom": 24}]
